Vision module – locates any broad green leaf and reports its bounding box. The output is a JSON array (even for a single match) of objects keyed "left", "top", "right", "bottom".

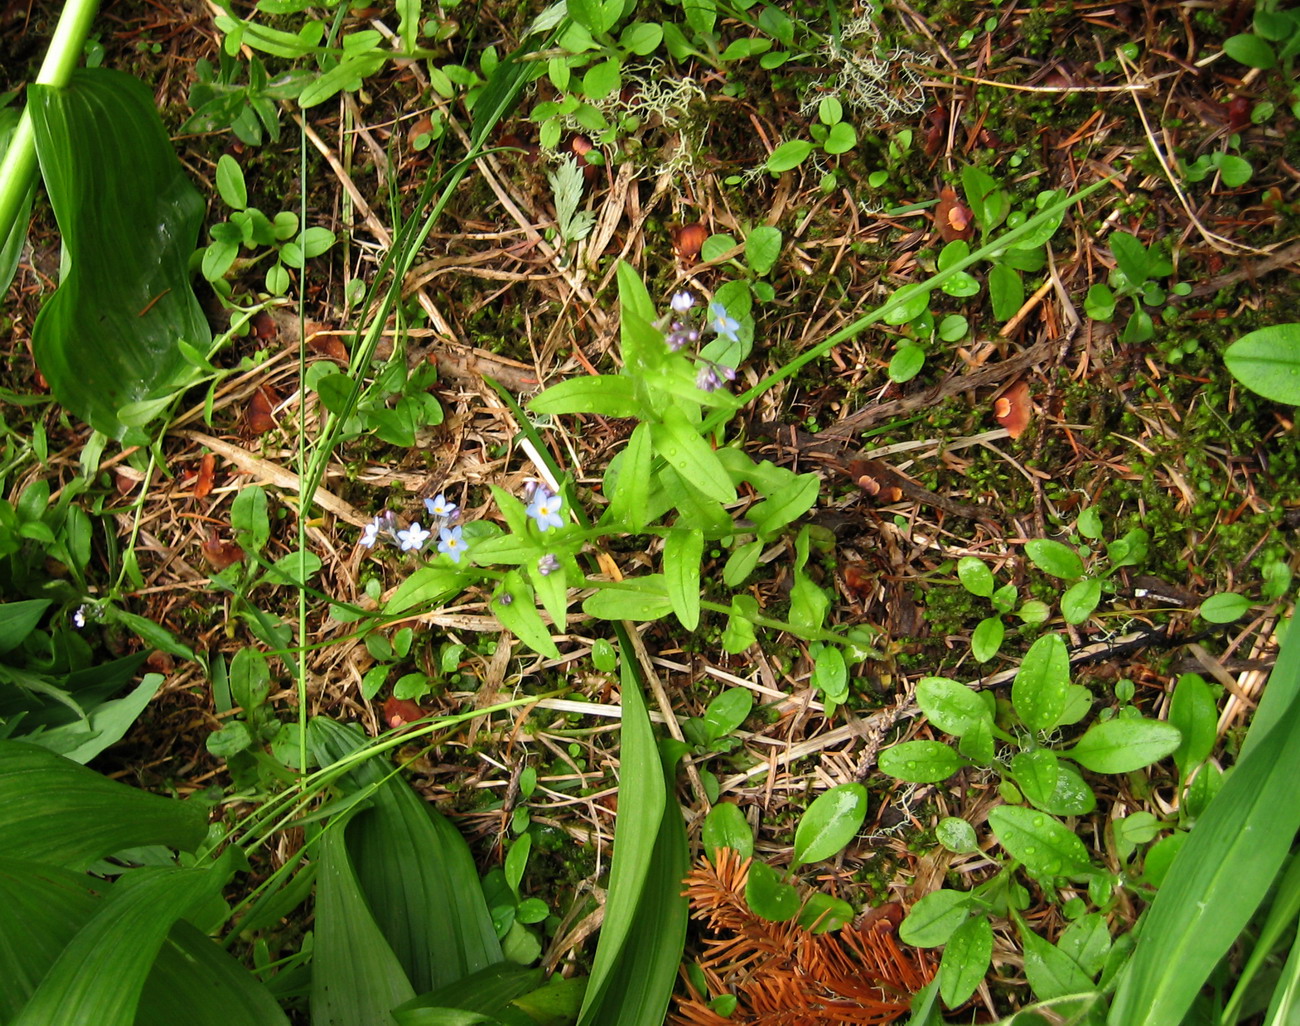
[
  {"left": 881, "top": 283, "right": 931, "bottom": 325},
  {"left": 916, "top": 677, "right": 989, "bottom": 737},
  {"left": 936, "top": 817, "right": 979, "bottom": 854},
  {"left": 1067, "top": 718, "right": 1181, "bottom": 773},
  {"left": 701, "top": 803, "right": 753, "bottom": 860},
  {"left": 1058, "top": 914, "right": 1113, "bottom": 977},
  {"left": 940, "top": 914, "right": 992, "bottom": 1007},
  {"left": 308, "top": 719, "right": 502, "bottom": 994},
  {"left": 1013, "top": 633, "right": 1070, "bottom": 732},
  {"left": 888, "top": 343, "right": 925, "bottom": 383},
  {"left": 744, "top": 860, "right": 799, "bottom": 921},
  {"left": 823, "top": 120, "right": 857, "bottom": 154},
  {"left": 793, "top": 783, "right": 867, "bottom": 865},
  {"left": 0, "top": 742, "right": 207, "bottom": 869},
  {"left": 0, "top": 599, "right": 51, "bottom": 652},
  {"left": 797, "top": 893, "right": 854, "bottom": 933},
  {"left": 662, "top": 528, "right": 703, "bottom": 630},
  {"left": 957, "top": 557, "right": 995, "bottom": 597},
  {"left": 988, "top": 806, "right": 1091, "bottom": 878},
  {"left": 899, "top": 889, "right": 971, "bottom": 947},
  {"left": 1109, "top": 231, "right": 1151, "bottom": 286},
  {"left": 1199, "top": 591, "right": 1251, "bottom": 623},
  {"left": 721, "top": 596, "right": 758, "bottom": 653},
  {"left": 1016, "top": 754, "right": 1096, "bottom": 816},
  {"left": 1169, "top": 674, "right": 1217, "bottom": 780},
  {"left": 568, "top": 0, "right": 622, "bottom": 34},
  {"left": 528, "top": 376, "right": 649, "bottom": 419},
  {"left": 581, "top": 59, "right": 621, "bottom": 102},
  {"left": 582, "top": 577, "right": 674, "bottom": 621},
  {"left": 11, "top": 866, "right": 220, "bottom": 1026},
  {"left": 491, "top": 571, "right": 560, "bottom": 659},
  {"left": 311, "top": 818, "right": 417, "bottom": 1025},
  {"left": 746, "top": 472, "right": 819, "bottom": 535},
  {"left": 28, "top": 673, "right": 163, "bottom": 766},
  {"left": 29, "top": 69, "right": 211, "bottom": 440},
  {"left": 230, "top": 484, "right": 270, "bottom": 553},
  {"left": 878, "top": 740, "right": 961, "bottom": 783},
  {"left": 298, "top": 51, "right": 388, "bottom": 108},
  {"left": 650, "top": 407, "right": 737, "bottom": 504},
  {"left": 722, "top": 539, "right": 762, "bottom": 587},
  {"left": 1025, "top": 539, "right": 1084, "bottom": 580},
  {"left": 811, "top": 645, "right": 848, "bottom": 702},
  {"left": 1223, "top": 32, "right": 1277, "bottom": 69},
  {"left": 215, "top": 153, "right": 246, "bottom": 209},
  {"left": 1019, "top": 920, "right": 1094, "bottom": 1001}
]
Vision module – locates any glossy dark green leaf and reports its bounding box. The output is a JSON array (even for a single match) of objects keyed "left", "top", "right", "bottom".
[
  {"left": 0, "top": 741, "right": 207, "bottom": 869},
  {"left": 878, "top": 740, "right": 961, "bottom": 783},
  {"left": 916, "top": 676, "right": 988, "bottom": 737},
  {"left": 1013, "top": 633, "right": 1070, "bottom": 731},
  {"left": 28, "top": 68, "right": 211, "bottom": 440},
  {"left": 1169, "top": 674, "right": 1217, "bottom": 781}
]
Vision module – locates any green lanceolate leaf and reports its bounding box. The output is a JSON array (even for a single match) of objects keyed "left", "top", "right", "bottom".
[
  {"left": 11, "top": 866, "right": 222, "bottom": 1026},
  {"left": 650, "top": 406, "right": 737, "bottom": 504},
  {"left": 28, "top": 68, "right": 212, "bottom": 440},
  {"left": 662, "top": 527, "right": 703, "bottom": 630},
  {"left": 939, "top": 914, "right": 992, "bottom": 1007},
  {"left": 529, "top": 375, "right": 650, "bottom": 419},
  {"left": 701, "top": 802, "right": 753, "bottom": 860},
  {"left": 491, "top": 571, "right": 561, "bottom": 659},
  {"left": 916, "top": 677, "right": 989, "bottom": 737},
  {"left": 308, "top": 719, "right": 503, "bottom": 995},
  {"left": 878, "top": 740, "right": 962, "bottom": 783}
]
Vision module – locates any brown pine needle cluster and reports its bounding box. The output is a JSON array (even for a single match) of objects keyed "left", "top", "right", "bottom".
[{"left": 673, "top": 849, "right": 935, "bottom": 1026}]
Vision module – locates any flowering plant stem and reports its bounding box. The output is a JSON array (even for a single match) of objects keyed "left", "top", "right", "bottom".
[{"left": 0, "top": 0, "right": 98, "bottom": 245}]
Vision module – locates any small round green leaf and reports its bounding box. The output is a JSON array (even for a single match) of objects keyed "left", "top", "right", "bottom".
[
  {"left": 745, "top": 860, "right": 799, "bottom": 921},
  {"left": 1199, "top": 591, "right": 1251, "bottom": 623},
  {"left": 1223, "top": 32, "right": 1277, "bottom": 69},
  {"left": 957, "top": 556, "right": 995, "bottom": 597},
  {"left": 936, "top": 817, "right": 979, "bottom": 854},
  {"left": 766, "top": 139, "right": 813, "bottom": 173},
  {"left": 1025, "top": 538, "right": 1085, "bottom": 579},
  {"left": 1061, "top": 578, "right": 1102, "bottom": 624},
  {"left": 702, "top": 801, "right": 754, "bottom": 860},
  {"left": 899, "top": 889, "right": 971, "bottom": 947},
  {"left": 1224, "top": 324, "right": 1300, "bottom": 405},
  {"left": 971, "top": 615, "right": 1005, "bottom": 662},
  {"left": 793, "top": 783, "right": 867, "bottom": 865},
  {"left": 216, "top": 153, "right": 247, "bottom": 210},
  {"left": 889, "top": 343, "right": 925, "bottom": 383}
]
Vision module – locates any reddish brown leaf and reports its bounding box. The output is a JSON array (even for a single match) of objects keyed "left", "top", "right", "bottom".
[
  {"left": 993, "top": 379, "right": 1032, "bottom": 438},
  {"left": 923, "top": 105, "right": 948, "bottom": 158},
  {"left": 673, "top": 222, "right": 709, "bottom": 265},
  {"left": 245, "top": 384, "right": 278, "bottom": 435},
  {"left": 145, "top": 651, "right": 175, "bottom": 675},
  {"left": 250, "top": 309, "right": 277, "bottom": 341},
  {"left": 843, "top": 564, "right": 874, "bottom": 599},
  {"left": 934, "top": 187, "right": 972, "bottom": 243},
  {"left": 201, "top": 529, "right": 245, "bottom": 570},
  {"left": 384, "top": 696, "right": 430, "bottom": 729},
  {"left": 194, "top": 452, "right": 215, "bottom": 499},
  {"left": 1226, "top": 95, "right": 1251, "bottom": 132},
  {"left": 306, "top": 323, "right": 350, "bottom": 365}
]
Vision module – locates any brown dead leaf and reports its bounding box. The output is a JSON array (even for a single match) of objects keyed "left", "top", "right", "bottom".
[{"left": 306, "top": 323, "right": 350, "bottom": 365}]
